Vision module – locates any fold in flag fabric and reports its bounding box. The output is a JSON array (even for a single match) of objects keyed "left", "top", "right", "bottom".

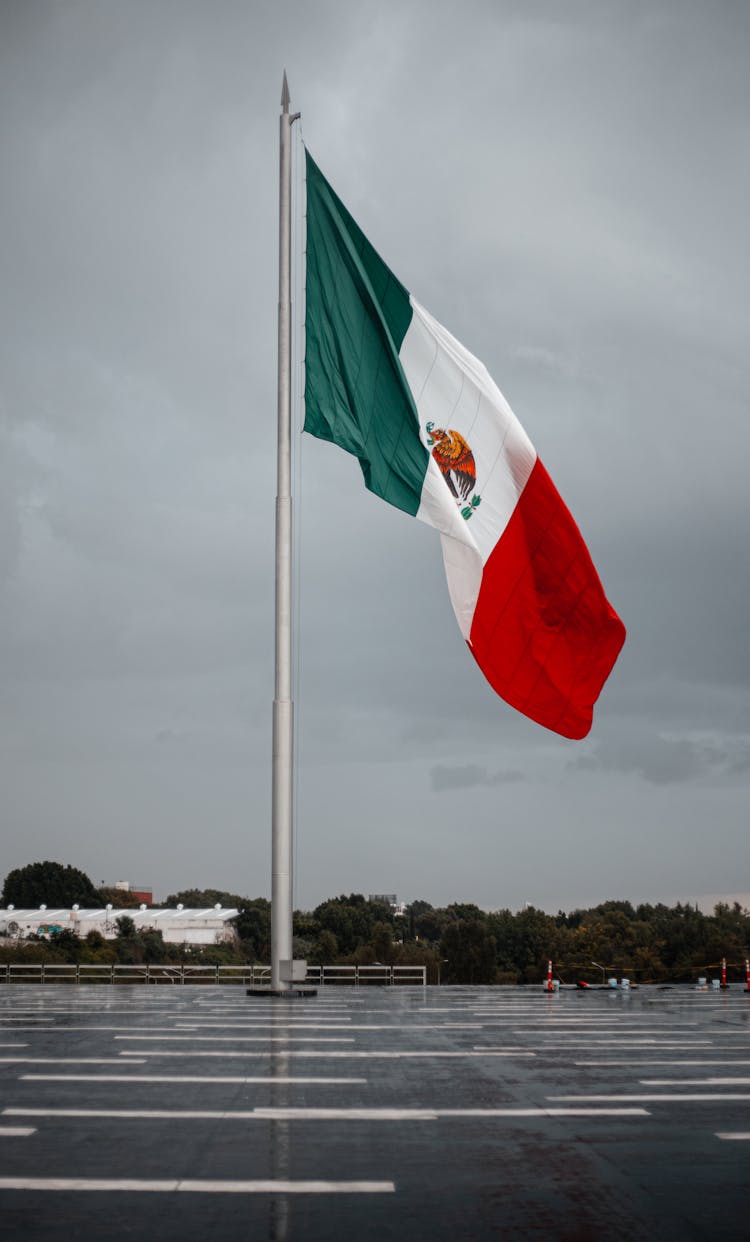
[{"left": 303, "top": 149, "right": 625, "bottom": 739}]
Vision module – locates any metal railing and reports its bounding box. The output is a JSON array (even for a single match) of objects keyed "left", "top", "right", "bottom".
[
  {"left": 0, "top": 962, "right": 426, "bottom": 986},
  {"left": 307, "top": 964, "right": 427, "bottom": 986}
]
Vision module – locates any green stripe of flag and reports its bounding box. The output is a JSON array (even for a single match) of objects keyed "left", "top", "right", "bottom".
[{"left": 304, "top": 149, "right": 429, "bottom": 516}]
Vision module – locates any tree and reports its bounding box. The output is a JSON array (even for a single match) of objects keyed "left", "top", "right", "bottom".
[
  {"left": 313, "top": 894, "right": 393, "bottom": 955},
  {"left": 97, "top": 886, "right": 141, "bottom": 909},
  {"left": 440, "top": 919, "right": 497, "bottom": 984},
  {"left": 486, "top": 908, "right": 521, "bottom": 978},
  {"left": 371, "top": 922, "right": 396, "bottom": 963},
  {"left": 140, "top": 929, "right": 166, "bottom": 964},
  {"left": 163, "top": 887, "right": 244, "bottom": 908},
  {"left": 48, "top": 928, "right": 83, "bottom": 961},
  {"left": 2, "top": 861, "right": 99, "bottom": 908},
  {"left": 309, "top": 929, "right": 338, "bottom": 966},
  {"left": 235, "top": 899, "right": 271, "bottom": 960},
  {"left": 408, "top": 902, "right": 446, "bottom": 944},
  {"left": 445, "top": 902, "right": 486, "bottom": 923}
]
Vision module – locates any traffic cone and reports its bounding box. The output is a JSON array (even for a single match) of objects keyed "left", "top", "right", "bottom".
[{"left": 545, "top": 959, "right": 554, "bottom": 992}]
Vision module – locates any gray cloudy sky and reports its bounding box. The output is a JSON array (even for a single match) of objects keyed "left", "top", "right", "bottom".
[{"left": 2, "top": 0, "right": 749, "bottom": 913}]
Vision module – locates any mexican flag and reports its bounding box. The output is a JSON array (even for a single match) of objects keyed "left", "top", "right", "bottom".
[{"left": 303, "top": 150, "right": 625, "bottom": 740}]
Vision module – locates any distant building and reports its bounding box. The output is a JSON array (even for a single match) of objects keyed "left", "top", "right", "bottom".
[
  {"left": 0, "top": 906, "right": 238, "bottom": 946},
  {"left": 113, "top": 881, "right": 153, "bottom": 905},
  {"left": 369, "top": 894, "right": 407, "bottom": 917}
]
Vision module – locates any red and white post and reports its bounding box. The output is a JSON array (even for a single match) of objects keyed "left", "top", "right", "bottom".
[
  {"left": 721, "top": 957, "right": 728, "bottom": 990},
  {"left": 546, "top": 959, "right": 554, "bottom": 992},
  {"left": 744, "top": 959, "right": 750, "bottom": 994}
]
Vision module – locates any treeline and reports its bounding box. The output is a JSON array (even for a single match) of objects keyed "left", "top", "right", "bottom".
[
  {"left": 2, "top": 863, "right": 749, "bottom": 984},
  {"left": 293, "top": 893, "right": 750, "bottom": 985}
]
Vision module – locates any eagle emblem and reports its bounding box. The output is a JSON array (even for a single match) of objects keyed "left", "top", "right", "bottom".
[{"left": 425, "top": 423, "right": 482, "bottom": 520}]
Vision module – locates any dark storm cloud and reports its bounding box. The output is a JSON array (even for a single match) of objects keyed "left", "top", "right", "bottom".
[
  {"left": 571, "top": 731, "right": 750, "bottom": 786},
  {"left": 431, "top": 765, "right": 524, "bottom": 792}
]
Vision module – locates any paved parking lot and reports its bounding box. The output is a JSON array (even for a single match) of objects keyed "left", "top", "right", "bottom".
[{"left": 1, "top": 982, "right": 749, "bottom": 1239}]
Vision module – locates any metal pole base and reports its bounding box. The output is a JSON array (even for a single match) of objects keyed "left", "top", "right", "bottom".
[{"left": 246, "top": 987, "right": 318, "bottom": 998}]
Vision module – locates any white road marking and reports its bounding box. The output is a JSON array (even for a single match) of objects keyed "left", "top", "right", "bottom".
[
  {"left": 175, "top": 1023, "right": 484, "bottom": 1031},
  {"left": 0, "top": 1008, "right": 196, "bottom": 1018},
  {"left": 115, "top": 1053, "right": 317, "bottom": 1063},
  {"left": 0, "top": 1177, "right": 395, "bottom": 1194},
  {"left": 252, "top": 1107, "right": 650, "bottom": 1120},
  {"left": 575, "top": 1060, "right": 750, "bottom": 1067},
  {"left": 115, "top": 1034, "right": 356, "bottom": 1044},
  {"left": 173, "top": 1023, "right": 355, "bottom": 1033},
  {"left": 21, "top": 1074, "right": 367, "bottom": 1084},
  {"left": 475, "top": 1044, "right": 705, "bottom": 1052},
  {"left": 0, "top": 1126, "right": 36, "bottom": 1136},
  {"left": 0, "top": 1058, "right": 146, "bottom": 1065},
  {"left": 117, "top": 1049, "right": 536, "bottom": 1059},
  {"left": 548, "top": 1093, "right": 750, "bottom": 1102},
  {"left": 516, "top": 1039, "right": 715, "bottom": 1046},
  {"left": 716, "top": 1132, "right": 750, "bottom": 1141},
  {"left": 641, "top": 1078, "right": 750, "bottom": 1086},
  {"left": 499, "top": 1025, "right": 701, "bottom": 1031},
  {"left": 0, "top": 1026, "right": 251, "bottom": 1033},
  {"left": 3, "top": 1106, "right": 649, "bottom": 1121}
]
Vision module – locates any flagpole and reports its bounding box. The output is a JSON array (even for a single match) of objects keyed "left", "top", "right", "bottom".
[{"left": 270, "top": 71, "right": 296, "bottom": 994}]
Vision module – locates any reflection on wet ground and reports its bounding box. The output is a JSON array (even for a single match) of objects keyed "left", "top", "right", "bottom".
[{"left": 1, "top": 983, "right": 749, "bottom": 1239}]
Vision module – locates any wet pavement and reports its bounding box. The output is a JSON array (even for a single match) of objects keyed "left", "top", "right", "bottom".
[{"left": 1, "top": 982, "right": 749, "bottom": 1239}]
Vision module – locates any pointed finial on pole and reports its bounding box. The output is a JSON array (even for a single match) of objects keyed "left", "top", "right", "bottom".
[{"left": 281, "top": 70, "right": 290, "bottom": 113}]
